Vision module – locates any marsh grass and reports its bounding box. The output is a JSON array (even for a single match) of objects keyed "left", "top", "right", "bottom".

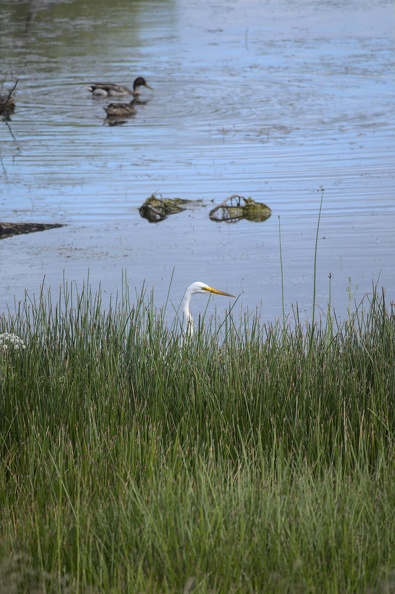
[{"left": 1, "top": 280, "right": 395, "bottom": 593}]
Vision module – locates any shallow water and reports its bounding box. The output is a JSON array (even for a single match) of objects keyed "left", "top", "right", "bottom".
[{"left": 1, "top": 0, "right": 394, "bottom": 323}]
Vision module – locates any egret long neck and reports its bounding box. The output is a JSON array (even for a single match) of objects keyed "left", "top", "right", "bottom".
[{"left": 181, "top": 294, "right": 194, "bottom": 337}]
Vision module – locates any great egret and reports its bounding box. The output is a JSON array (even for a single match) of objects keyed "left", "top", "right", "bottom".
[
  {"left": 87, "top": 77, "right": 153, "bottom": 98},
  {"left": 181, "top": 282, "right": 235, "bottom": 337}
]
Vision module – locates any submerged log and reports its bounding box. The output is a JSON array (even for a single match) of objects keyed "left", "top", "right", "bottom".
[
  {"left": 139, "top": 194, "right": 203, "bottom": 223},
  {"left": 0, "top": 222, "right": 64, "bottom": 239},
  {"left": 209, "top": 194, "right": 271, "bottom": 223}
]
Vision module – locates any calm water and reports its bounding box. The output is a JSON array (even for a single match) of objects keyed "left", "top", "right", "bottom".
[{"left": 1, "top": 0, "right": 394, "bottom": 323}]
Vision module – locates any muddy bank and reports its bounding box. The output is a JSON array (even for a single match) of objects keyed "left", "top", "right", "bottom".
[{"left": 0, "top": 222, "right": 64, "bottom": 239}]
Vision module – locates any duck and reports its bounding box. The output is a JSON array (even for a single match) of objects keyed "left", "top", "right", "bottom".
[
  {"left": 0, "top": 94, "right": 16, "bottom": 114},
  {"left": 0, "top": 80, "right": 18, "bottom": 114},
  {"left": 87, "top": 76, "right": 153, "bottom": 97},
  {"left": 104, "top": 99, "right": 137, "bottom": 117}
]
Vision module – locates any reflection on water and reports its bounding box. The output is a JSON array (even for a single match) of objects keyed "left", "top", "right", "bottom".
[{"left": 0, "top": 0, "right": 394, "bottom": 322}]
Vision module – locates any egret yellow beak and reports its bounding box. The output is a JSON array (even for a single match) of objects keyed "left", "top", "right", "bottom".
[{"left": 204, "top": 286, "right": 235, "bottom": 298}]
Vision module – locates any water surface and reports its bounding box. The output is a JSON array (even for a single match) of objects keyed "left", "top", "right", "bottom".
[{"left": 1, "top": 0, "right": 394, "bottom": 323}]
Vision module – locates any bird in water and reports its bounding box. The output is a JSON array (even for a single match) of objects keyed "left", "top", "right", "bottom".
[
  {"left": 181, "top": 282, "right": 235, "bottom": 338},
  {"left": 0, "top": 80, "right": 18, "bottom": 115},
  {"left": 104, "top": 99, "right": 137, "bottom": 118},
  {"left": 87, "top": 76, "right": 153, "bottom": 98},
  {"left": 0, "top": 94, "right": 15, "bottom": 115}
]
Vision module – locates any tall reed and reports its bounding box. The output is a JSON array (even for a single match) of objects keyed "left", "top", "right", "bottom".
[{"left": 1, "top": 280, "right": 394, "bottom": 593}]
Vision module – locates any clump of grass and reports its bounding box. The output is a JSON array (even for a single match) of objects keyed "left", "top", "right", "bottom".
[{"left": 1, "top": 280, "right": 395, "bottom": 593}]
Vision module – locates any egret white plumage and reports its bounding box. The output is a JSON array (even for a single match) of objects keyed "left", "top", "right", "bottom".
[{"left": 181, "top": 282, "right": 235, "bottom": 337}]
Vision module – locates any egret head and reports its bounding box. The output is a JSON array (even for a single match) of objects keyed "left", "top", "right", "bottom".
[
  {"left": 186, "top": 282, "right": 234, "bottom": 298},
  {"left": 181, "top": 281, "right": 235, "bottom": 338}
]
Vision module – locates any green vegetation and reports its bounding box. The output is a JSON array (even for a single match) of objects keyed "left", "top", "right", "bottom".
[{"left": 1, "top": 281, "right": 395, "bottom": 593}]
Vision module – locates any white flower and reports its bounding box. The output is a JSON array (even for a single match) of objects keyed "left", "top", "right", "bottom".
[{"left": 0, "top": 332, "right": 26, "bottom": 353}]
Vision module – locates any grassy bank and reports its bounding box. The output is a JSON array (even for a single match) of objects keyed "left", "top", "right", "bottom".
[{"left": 1, "top": 282, "right": 395, "bottom": 593}]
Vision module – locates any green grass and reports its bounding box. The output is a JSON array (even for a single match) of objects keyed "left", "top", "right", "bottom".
[{"left": 1, "top": 281, "right": 395, "bottom": 593}]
